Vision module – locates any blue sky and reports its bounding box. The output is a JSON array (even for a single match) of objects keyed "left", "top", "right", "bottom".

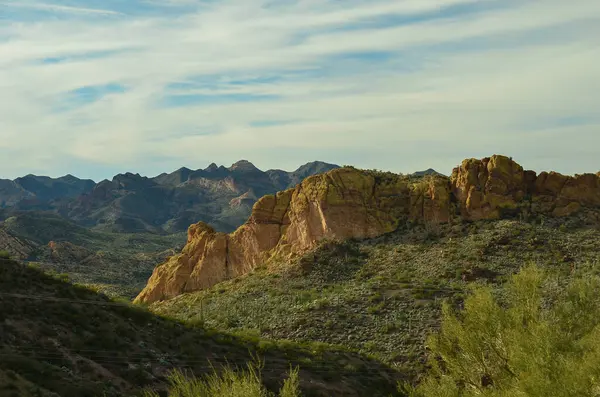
[{"left": 1, "top": 0, "right": 599, "bottom": 181}]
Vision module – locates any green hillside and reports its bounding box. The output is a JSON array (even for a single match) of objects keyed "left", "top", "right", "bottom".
[{"left": 151, "top": 213, "right": 600, "bottom": 379}]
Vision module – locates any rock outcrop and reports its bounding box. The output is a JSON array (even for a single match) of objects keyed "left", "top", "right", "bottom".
[
  {"left": 135, "top": 155, "right": 600, "bottom": 304},
  {"left": 451, "top": 156, "right": 600, "bottom": 219}
]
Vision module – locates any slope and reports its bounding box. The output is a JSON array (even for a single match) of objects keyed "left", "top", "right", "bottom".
[
  {"left": 0, "top": 258, "right": 401, "bottom": 397},
  {"left": 151, "top": 212, "right": 600, "bottom": 380}
]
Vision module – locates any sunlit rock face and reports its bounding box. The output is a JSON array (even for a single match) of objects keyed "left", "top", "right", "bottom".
[{"left": 135, "top": 155, "right": 600, "bottom": 304}]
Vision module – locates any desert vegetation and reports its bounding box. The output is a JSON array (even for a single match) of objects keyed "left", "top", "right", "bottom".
[{"left": 143, "top": 361, "right": 300, "bottom": 397}]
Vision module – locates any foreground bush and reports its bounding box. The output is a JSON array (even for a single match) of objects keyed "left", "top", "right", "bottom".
[
  {"left": 143, "top": 361, "right": 300, "bottom": 397},
  {"left": 405, "top": 264, "right": 600, "bottom": 396}
]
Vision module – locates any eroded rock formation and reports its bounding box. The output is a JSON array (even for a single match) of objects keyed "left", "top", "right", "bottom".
[
  {"left": 451, "top": 156, "right": 600, "bottom": 219},
  {"left": 135, "top": 155, "right": 600, "bottom": 304}
]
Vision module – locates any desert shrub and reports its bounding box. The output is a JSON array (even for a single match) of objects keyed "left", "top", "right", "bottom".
[
  {"left": 404, "top": 263, "right": 600, "bottom": 397},
  {"left": 143, "top": 361, "right": 300, "bottom": 397}
]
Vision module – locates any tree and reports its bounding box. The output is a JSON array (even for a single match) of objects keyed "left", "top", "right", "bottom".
[{"left": 405, "top": 264, "right": 600, "bottom": 397}]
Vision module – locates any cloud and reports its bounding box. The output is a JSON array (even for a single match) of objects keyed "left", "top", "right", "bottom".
[
  {"left": 1, "top": 1, "right": 122, "bottom": 15},
  {"left": 0, "top": 0, "right": 599, "bottom": 180}
]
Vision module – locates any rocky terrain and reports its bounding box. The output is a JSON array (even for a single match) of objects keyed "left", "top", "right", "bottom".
[
  {"left": 135, "top": 155, "right": 600, "bottom": 304},
  {"left": 0, "top": 160, "right": 340, "bottom": 234}
]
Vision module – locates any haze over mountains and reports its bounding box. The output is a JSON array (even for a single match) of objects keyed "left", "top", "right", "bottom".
[{"left": 0, "top": 160, "right": 340, "bottom": 234}]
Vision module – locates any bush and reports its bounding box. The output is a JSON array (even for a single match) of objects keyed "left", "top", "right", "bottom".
[
  {"left": 404, "top": 263, "right": 600, "bottom": 396},
  {"left": 0, "top": 250, "right": 10, "bottom": 259},
  {"left": 143, "top": 361, "right": 300, "bottom": 397}
]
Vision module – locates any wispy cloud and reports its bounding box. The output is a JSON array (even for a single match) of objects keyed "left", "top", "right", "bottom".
[
  {"left": 1, "top": 1, "right": 122, "bottom": 15},
  {"left": 0, "top": 0, "right": 599, "bottom": 180}
]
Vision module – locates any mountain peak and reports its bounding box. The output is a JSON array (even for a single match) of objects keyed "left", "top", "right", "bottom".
[
  {"left": 112, "top": 172, "right": 153, "bottom": 189},
  {"left": 205, "top": 163, "right": 219, "bottom": 172},
  {"left": 292, "top": 161, "right": 340, "bottom": 175},
  {"left": 229, "top": 160, "right": 260, "bottom": 173},
  {"left": 411, "top": 168, "right": 444, "bottom": 177}
]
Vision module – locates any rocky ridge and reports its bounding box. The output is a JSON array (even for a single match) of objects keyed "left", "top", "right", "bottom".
[{"left": 135, "top": 155, "right": 600, "bottom": 304}]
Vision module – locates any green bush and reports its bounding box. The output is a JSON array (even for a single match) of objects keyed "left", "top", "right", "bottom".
[
  {"left": 404, "top": 263, "right": 600, "bottom": 397},
  {"left": 143, "top": 361, "right": 300, "bottom": 397},
  {"left": 0, "top": 250, "right": 10, "bottom": 259}
]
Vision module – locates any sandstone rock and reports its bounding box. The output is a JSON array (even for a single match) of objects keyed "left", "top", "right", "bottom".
[
  {"left": 135, "top": 168, "right": 446, "bottom": 303},
  {"left": 135, "top": 155, "right": 600, "bottom": 304},
  {"left": 450, "top": 155, "right": 528, "bottom": 220}
]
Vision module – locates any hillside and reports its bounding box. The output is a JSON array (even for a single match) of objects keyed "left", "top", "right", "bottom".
[
  {"left": 150, "top": 212, "right": 600, "bottom": 380},
  {"left": 0, "top": 258, "right": 401, "bottom": 397},
  {"left": 0, "top": 212, "right": 185, "bottom": 298},
  {"left": 1, "top": 161, "right": 339, "bottom": 234}
]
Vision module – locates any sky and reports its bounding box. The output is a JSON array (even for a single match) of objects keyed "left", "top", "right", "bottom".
[{"left": 1, "top": 0, "right": 599, "bottom": 181}]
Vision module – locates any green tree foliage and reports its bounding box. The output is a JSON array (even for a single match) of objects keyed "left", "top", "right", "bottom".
[
  {"left": 143, "top": 361, "right": 301, "bottom": 397},
  {"left": 405, "top": 264, "right": 600, "bottom": 396}
]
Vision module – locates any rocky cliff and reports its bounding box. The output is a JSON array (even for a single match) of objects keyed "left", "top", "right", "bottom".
[
  {"left": 451, "top": 156, "right": 600, "bottom": 220},
  {"left": 135, "top": 155, "right": 600, "bottom": 304}
]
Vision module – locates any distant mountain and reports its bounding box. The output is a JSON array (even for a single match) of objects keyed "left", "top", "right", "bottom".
[
  {"left": 0, "top": 179, "right": 32, "bottom": 207},
  {"left": 266, "top": 160, "right": 341, "bottom": 191},
  {"left": 0, "top": 161, "right": 340, "bottom": 234},
  {"left": 411, "top": 168, "right": 444, "bottom": 177},
  {"left": 0, "top": 174, "right": 95, "bottom": 208},
  {"left": 15, "top": 174, "right": 96, "bottom": 201}
]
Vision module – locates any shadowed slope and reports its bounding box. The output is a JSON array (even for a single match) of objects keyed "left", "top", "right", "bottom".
[{"left": 0, "top": 258, "right": 401, "bottom": 397}]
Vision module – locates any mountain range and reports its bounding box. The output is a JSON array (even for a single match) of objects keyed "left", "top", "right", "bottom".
[{"left": 0, "top": 161, "right": 340, "bottom": 234}]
